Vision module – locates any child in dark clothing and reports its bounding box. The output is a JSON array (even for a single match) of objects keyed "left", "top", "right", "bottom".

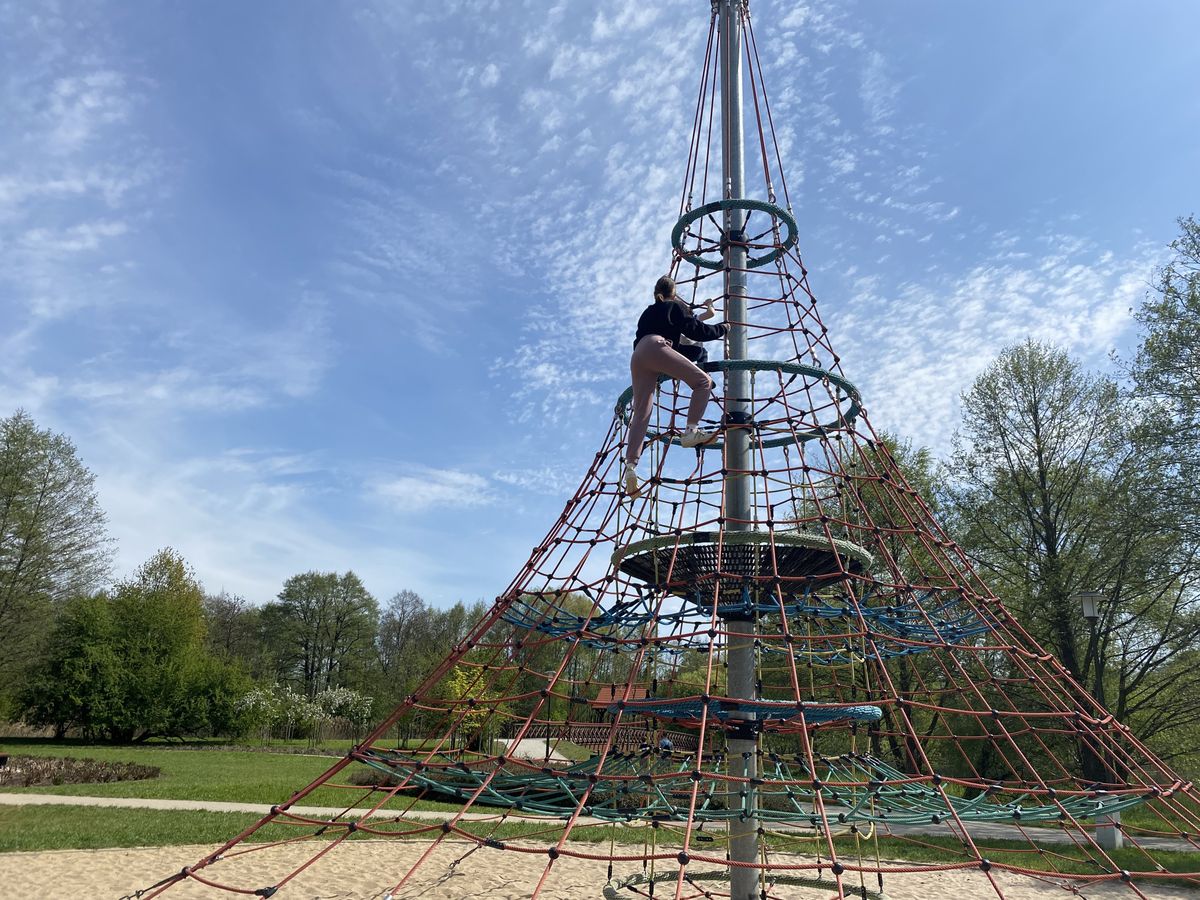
[
  {"left": 623, "top": 276, "right": 728, "bottom": 497},
  {"left": 676, "top": 297, "right": 718, "bottom": 366}
]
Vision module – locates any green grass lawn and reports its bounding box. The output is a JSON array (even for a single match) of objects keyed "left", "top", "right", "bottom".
[
  {"left": 0, "top": 805, "right": 266, "bottom": 852},
  {"left": 1, "top": 740, "right": 348, "bottom": 804},
  {"left": 0, "top": 739, "right": 461, "bottom": 813},
  {"left": 3, "top": 739, "right": 1199, "bottom": 886}
]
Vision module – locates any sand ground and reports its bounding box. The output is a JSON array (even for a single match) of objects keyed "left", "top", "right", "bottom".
[{"left": 1, "top": 840, "right": 1197, "bottom": 900}]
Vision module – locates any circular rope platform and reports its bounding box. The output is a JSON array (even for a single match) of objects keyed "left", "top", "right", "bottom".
[
  {"left": 614, "top": 359, "right": 860, "bottom": 451},
  {"left": 612, "top": 697, "right": 884, "bottom": 729},
  {"left": 611, "top": 530, "right": 872, "bottom": 596}
]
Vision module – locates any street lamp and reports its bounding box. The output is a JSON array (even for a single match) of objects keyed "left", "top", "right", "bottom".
[
  {"left": 1070, "top": 589, "right": 1121, "bottom": 849},
  {"left": 1073, "top": 589, "right": 1104, "bottom": 701},
  {"left": 1076, "top": 590, "right": 1103, "bottom": 622}
]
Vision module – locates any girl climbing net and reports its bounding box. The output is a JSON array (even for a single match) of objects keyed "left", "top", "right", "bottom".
[{"left": 622, "top": 274, "right": 728, "bottom": 497}]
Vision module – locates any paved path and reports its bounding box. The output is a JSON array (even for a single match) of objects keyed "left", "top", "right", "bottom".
[
  {"left": 0, "top": 792, "right": 501, "bottom": 820},
  {"left": 2, "top": 792, "right": 1196, "bottom": 854}
]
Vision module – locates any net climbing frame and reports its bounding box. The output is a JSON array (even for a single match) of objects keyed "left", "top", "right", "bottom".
[{"left": 138, "top": 3, "right": 1200, "bottom": 899}]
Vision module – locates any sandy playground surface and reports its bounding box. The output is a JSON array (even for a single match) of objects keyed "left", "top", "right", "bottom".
[{"left": 0, "top": 840, "right": 1197, "bottom": 900}]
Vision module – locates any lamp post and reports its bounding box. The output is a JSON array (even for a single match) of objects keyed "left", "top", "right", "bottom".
[
  {"left": 1077, "top": 591, "right": 1101, "bottom": 624},
  {"left": 1072, "top": 590, "right": 1121, "bottom": 850},
  {"left": 1074, "top": 590, "right": 1106, "bottom": 708}
]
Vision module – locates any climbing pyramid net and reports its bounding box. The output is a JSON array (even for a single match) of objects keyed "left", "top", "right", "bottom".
[{"left": 142, "top": 5, "right": 1200, "bottom": 899}]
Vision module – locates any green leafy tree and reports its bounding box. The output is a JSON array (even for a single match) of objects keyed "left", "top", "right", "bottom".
[
  {"left": 105, "top": 549, "right": 219, "bottom": 741},
  {"left": 0, "top": 410, "right": 112, "bottom": 705},
  {"left": 376, "top": 593, "right": 487, "bottom": 698},
  {"left": 262, "top": 571, "right": 380, "bottom": 697},
  {"left": 19, "top": 549, "right": 249, "bottom": 741},
  {"left": 947, "top": 340, "right": 1200, "bottom": 772},
  {"left": 840, "top": 434, "right": 964, "bottom": 772},
  {"left": 172, "top": 653, "right": 253, "bottom": 738},
  {"left": 203, "top": 591, "right": 264, "bottom": 670},
  {"left": 1129, "top": 215, "right": 1200, "bottom": 540},
  {"left": 375, "top": 588, "right": 432, "bottom": 705},
  {"left": 438, "top": 663, "right": 507, "bottom": 750},
  {"left": 17, "top": 593, "right": 120, "bottom": 738}
]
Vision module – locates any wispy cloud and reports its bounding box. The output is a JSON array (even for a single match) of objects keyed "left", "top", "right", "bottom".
[
  {"left": 0, "top": 0, "right": 1184, "bottom": 610},
  {"left": 0, "top": 5, "right": 161, "bottom": 365},
  {"left": 829, "top": 228, "right": 1160, "bottom": 452},
  {"left": 859, "top": 50, "right": 899, "bottom": 131},
  {"left": 373, "top": 466, "right": 495, "bottom": 513},
  {"left": 430, "top": 0, "right": 959, "bottom": 433},
  {"left": 94, "top": 441, "right": 447, "bottom": 604},
  {"left": 42, "top": 71, "right": 138, "bottom": 153},
  {"left": 56, "top": 292, "right": 332, "bottom": 414},
  {"left": 491, "top": 463, "right": 585, "bottom": 497}
]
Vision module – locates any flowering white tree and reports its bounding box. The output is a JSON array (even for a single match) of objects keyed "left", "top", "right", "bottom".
[{"left": 237, "top": 684, "right": 375, "bottom": 744}]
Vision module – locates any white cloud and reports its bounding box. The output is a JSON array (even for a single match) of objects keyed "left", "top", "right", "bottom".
[
  {"left": 491, "top": 464, "right": 582, "bottom": 497},
  {"left": 55, "top": 292, "right": 332, "bottom": 414},
  {"left": 94, "top": 442, "right": 452, "bottom": 604},
  {"left": 19, "top": 219, "right": 128, "bottom": 254},
  {"left": 480, "top": 0, "right": 949, "bottom": 437},
  {"left": 592, "top": 2, "right": 661, "bottom": 41},
  {"left": 828, "top": 231, "right": 1160, "bottom": 453},
  {"left": 374, "top": 467, "right": 494, "bottom": 513},
  {"left": 0, "top": 0, "right": 1181, "bottom": 613},
  {"left": 43, "top": 71, "right": 136, "bottom": 153},
  {"left": 859, "top": 50, "right": 898, "bottom": 128}
]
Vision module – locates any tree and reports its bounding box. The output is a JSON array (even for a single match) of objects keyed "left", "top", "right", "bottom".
[
  {"left": 106, "top": 548, "right": 217, "bottom": 741},
  {"left": 17, "top": 593, "right": 120, "bottom": 739},
  {"left": 839, "top": 434, "right": 964, "bottom": 772},
  {"left": 19, "top": 548, "right": 250, "bottom": 741},
  {"left": 203, "top": 591, "right": 266, "bottom": 675},
  {"left": 374, "top": 591, "right": 489, "bottom": 703},
  {"left": 947, "top": 340, "right": 1200, "bottom": 771},
  {"left": 1129, "top": 215, "right": 1200, "bottom": 540},
  {"left": 0, "top": 410, "right": 112, "bottom": 700},
  {"left": 440, "top": 663, "right": 504, "bottom": 750},
  {"left": 376, "top": 588, "right": 429, "bottom": 700},
  {"left": 262, "top": 571, "right": 380, "bottom": 697}
]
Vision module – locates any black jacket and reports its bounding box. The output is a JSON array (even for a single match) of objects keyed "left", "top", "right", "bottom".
[{"left": 633, "top": 299, "right": 728, "bottom": 349}]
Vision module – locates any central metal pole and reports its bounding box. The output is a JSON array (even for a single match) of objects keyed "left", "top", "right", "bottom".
[{"left": 718, "top": 2, "right": 759, "bottom": 898}]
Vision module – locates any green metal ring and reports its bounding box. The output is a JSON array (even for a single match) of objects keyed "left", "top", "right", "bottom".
[
  {"left": 671, "top": 198, "right": 798, "bottom": 270},
  {"left": 614, "top": 359, "right": 860, "bottom": 450},
  {"left": 610, "top": 529, "right": 874, "bottom": 573}
]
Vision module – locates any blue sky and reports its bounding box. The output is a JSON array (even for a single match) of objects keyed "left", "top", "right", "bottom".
[{"left": 3, "top": 0, "right": 1198, "bottom": 608}]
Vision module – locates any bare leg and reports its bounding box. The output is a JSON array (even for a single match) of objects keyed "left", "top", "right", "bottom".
[
  {"left": 641, "top": 340, "right": 715, "bottom": 429},
  {"left": 626, "top": 346, "right": 662, "bottom": 466},
  {"left": 626, "top": 336, "right": 716, "bottom": 467}
]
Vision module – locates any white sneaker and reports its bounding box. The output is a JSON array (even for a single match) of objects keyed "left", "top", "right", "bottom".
[
  {"left": 679, "top": 427, "right": 718, "bottom": 448},
  {"left": 623, "top": 464, "right": 641, "bottom": 498}
]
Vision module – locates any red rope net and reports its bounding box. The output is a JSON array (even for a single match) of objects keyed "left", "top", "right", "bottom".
[{"left": 141, "top": 6, "right": 1200, "bottom": 899}]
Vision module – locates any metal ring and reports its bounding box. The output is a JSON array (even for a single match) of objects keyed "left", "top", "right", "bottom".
[
  {"left": 615, "top": 359, "right": 860, "bottom": 450},
  {"left": 671, "top": 198, "right": 798, "bottom": 270}
]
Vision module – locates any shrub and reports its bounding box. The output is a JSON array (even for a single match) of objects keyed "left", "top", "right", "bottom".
[{"left": 0, "top": 755, "right": 160, "bottom": 787}]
